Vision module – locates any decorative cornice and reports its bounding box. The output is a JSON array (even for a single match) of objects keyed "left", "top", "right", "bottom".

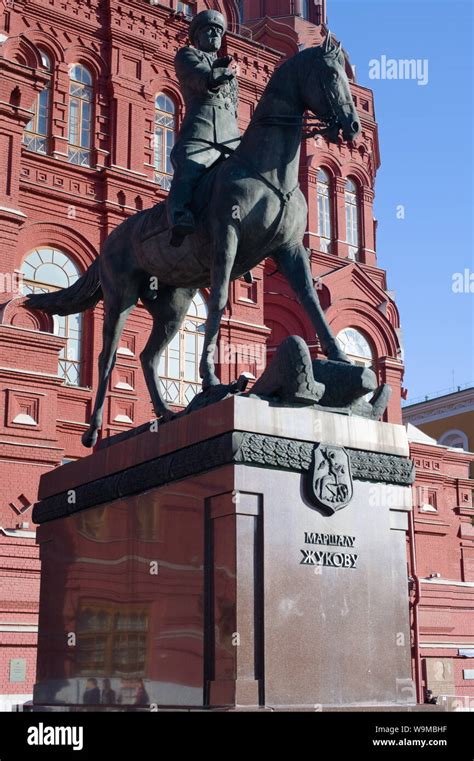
[
  {"left": 20, "top": 2, "right": 104, "bottom": 40},
  {"left": 403, "top": 388, "right": 474, "bottom": 414},
  {"left": 403, "top": 397, "right": 474, "bottom": 425},
  {"left": 349, "top": 448, "right": 414, "bottom": 484},
  {"left": 33, "top": 431, "right": 415, "bottom": 524}
]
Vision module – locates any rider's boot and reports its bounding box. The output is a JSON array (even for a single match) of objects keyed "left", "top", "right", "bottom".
[{"left": 169, "top": 209, "right": 196, "bottom": 247}]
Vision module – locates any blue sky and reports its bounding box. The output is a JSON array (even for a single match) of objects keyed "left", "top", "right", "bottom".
[{"left": 327, "top": 0, "right": 474, "bottom": 403}]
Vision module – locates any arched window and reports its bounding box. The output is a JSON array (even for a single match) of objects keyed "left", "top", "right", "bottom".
[
  {"left": 68, "top": 64, "right": 93, "bottom": 167},
  {"left": 24, "top": 49, "right": 52, "bottom": 155},
  {"left": 438, "top": 430, "right": 469, "bottom": 451},
  {"left": 22, "top": 248, "right": 83, "bottom": 385},
  {"left": 336, "top": 327, "right": 376, "bottom": 403},
  {"left": 158, "top": 291, "right": 207, "bottom": 405},
  {"left": 345, "top": 178, "right": 360, "bottom": 260},
  {"left": 317, "top": 168, "right": 332, "bottom": 253},
  {"left": 336, "top": 327, "right": 373, "bottom": 367},
  {"left": 154, "top": 94, "right": 176, "bottom": 191}
]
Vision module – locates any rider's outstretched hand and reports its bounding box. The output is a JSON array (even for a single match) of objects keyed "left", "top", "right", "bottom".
[
  {"left": 209, "top": 69, "right": 235, "bottom": 88},
  {"left": 212, "top": 55, "right": 233, "bottom": 69}
]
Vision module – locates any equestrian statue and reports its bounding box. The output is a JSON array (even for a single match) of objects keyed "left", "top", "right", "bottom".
[{"left": 27, "top": 12, "right": 365, "bottom": 448}]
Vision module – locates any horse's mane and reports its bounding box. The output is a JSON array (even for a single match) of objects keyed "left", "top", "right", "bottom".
[{"left": 248, "top": 46, "right": 324, "bottom": 124}]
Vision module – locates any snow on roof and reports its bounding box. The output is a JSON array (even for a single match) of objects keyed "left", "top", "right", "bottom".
[{"left": 406, "top": 423, "right": 438, "bottom": 445}]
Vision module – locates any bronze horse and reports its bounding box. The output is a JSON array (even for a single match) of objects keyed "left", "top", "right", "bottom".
[{"left": 27, "top": 36, "right": 361, "bottom": 447}]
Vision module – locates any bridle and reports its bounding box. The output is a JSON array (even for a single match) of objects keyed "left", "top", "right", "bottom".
[
  {"left": 192, "top": 45, "right": 355, "bottom": 228},
  {"left": 223, "top": 53, "right": 352, "bottom": 214},
  {"left": 252, "top": 112, "right": 337, "bottom": 140},
  {"left": 251, "top": 49, "right": 354, "bottom": 141}
]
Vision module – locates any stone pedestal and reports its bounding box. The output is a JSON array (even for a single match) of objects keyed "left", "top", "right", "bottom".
[{"left": 32, "top": 397, "right": 416, "bottom": 709}]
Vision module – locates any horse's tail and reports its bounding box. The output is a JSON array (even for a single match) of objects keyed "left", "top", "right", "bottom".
[{"left": 26, "top": 258, "right": 102, "bottom": 316}]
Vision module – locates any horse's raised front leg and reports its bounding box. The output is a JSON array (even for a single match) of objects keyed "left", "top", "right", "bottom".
[
  {"left": 200, "top": 225, "right": 239, "bottom": 388},
  {"left": 141, "top": 286, "right": 196, "bottom": 419},
  {"left": 273, "top": 243, "right": 349, "bottom": 362}
]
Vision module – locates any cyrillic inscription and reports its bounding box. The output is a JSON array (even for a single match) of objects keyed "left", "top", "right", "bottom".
[{"left": 300, "top": 532, "right": 358, "bottom": 569}]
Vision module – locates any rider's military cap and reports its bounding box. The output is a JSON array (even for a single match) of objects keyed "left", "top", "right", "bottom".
[{"left": 189, "top": 10, "right": 226, "bottom": 44}]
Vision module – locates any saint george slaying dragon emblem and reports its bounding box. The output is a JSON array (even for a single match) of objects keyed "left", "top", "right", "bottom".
[{"left": 307, "top": 444, "right": 353, "bottom": 515}]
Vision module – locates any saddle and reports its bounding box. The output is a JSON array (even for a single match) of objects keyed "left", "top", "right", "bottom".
[
  {"left": 138, "top": 140, "right": 257, "bottom": 283},
  {"left": 139, "top": 149, "right": 228, "bottom": 246},
  {"left": 139, "top": 202, "right": 169, "bottom": 244}
]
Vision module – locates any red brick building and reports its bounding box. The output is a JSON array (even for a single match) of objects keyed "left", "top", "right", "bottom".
[
  {"left": 407, "top": 426, "right": 474, "bottom": 708},
  {"left": 0, "top": 0, "right": 472, "bottom": 708}
]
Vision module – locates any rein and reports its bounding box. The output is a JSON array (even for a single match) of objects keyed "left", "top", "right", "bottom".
[
  {"left": 189, "top": 138, "right": 300, "bottom": 208},
  {"left": 251, "top": 50, "right": 355, "bottom": 141},
  {"left": 253, "top": 113, "right": 337, "bottom": 140},
  {"left": 193, "top": 52, "right": 354, "bottom": 226}
]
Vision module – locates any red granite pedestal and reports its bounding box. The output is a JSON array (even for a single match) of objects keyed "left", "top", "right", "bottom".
[{"left": 32, "top": 397, "right": 419, "bottom": 710}]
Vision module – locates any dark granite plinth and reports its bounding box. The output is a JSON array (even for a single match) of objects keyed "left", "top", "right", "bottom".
[{"left": 32, "top": 397, "right": 416, "bottom": 710}]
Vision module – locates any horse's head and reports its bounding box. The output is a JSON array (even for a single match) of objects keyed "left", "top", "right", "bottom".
[{"left": 302, "top": 35, "right": 361, "bottom": 144}]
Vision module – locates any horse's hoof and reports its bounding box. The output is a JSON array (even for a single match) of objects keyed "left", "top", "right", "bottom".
[{"left": 82, "top": 428, "right": 98, "bottom": 448}]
